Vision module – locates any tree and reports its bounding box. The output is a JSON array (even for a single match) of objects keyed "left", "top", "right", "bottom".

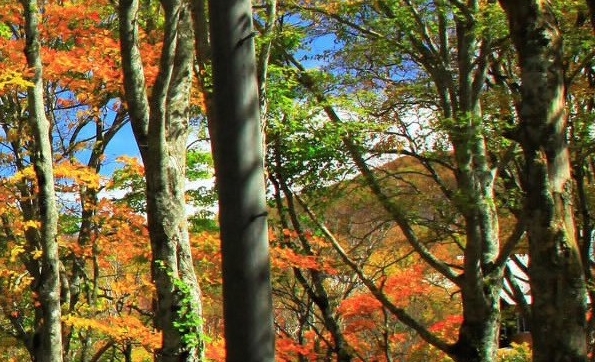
[
  {"left": 557, "top": 2, "right": 595, "bottom": 358},
  {"left": 269, "top": 171, "right": 355, "bottom": 361},
  {"left": 0, "top": 2, "right": 145, "bottom": 360},
  {"left": 207, "top": 0, "right": 275, "bottom": 361},
  {"left": 2, "top": 1, "right": 595, "bottom": 360},
  {"left": 271, "top": 1, "right": 517, "bottom": 360},
  {"left": 19, "top": 1, "right": 63, "bottom": 361},
  {"left": 498, "top": 1, "right": 588, "bottom": 361},
  {"left": 118, "top": 0, "right": 205, "bottom": 361}
]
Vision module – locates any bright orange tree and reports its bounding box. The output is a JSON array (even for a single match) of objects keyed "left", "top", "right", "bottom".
[
  {"left": 266, "top": 217, "right": 463, "bottom": 361},
  {"left": 0, "top": 1, "right": 169, "bottom": 360}
]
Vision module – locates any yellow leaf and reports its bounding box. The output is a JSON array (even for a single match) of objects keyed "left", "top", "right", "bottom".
[
  {"left": 0, "top": 70, "right": 34, "bottom": 90},
  {"left": 23, "top": 220, "right": 40, "bottom": 230},
  {"left": 10, "top": 245, "right": 25, "bottom": 262},
  {"left": 31, "top": 249, "right": 43, "bottom": 260}
]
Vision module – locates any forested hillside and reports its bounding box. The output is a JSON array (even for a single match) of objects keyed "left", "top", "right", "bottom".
[{"left": 0, "top": 1, "right": 593, "bottom": 362}]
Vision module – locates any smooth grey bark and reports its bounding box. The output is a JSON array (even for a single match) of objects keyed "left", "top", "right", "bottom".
[
  {"left": 20, "top": 1, "right": 63, "bottom": 361},
  {"left": 499, "top": 1, "right": 588, "bottom": 361},
  {"left": 207, "top": 0, "right": 275, "bottom": 361},
  {"left": 255, "top": 0, "right": 276, "bottom": 126},
  {"left": 118, "top": 0, "right": 204, "bottom": 361}
]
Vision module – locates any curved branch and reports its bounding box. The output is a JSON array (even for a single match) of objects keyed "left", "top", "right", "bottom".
[{"left": 294, "top": 193, "right": 454, "bottom": 355}]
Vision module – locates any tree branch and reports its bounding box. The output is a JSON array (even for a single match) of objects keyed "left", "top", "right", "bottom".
[{"left": 293, "top": 193, "right": 454, "bottom": 355}]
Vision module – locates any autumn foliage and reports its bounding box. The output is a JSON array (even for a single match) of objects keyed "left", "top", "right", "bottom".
[{"left": 1, "top": 0, "right": 594, "bottom": 361}]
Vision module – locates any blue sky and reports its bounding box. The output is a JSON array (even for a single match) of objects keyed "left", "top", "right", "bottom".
[{"left": 101, "top": 121, "right": 139, "bottom": 174}]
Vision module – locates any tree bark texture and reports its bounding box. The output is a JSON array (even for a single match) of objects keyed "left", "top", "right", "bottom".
[
  {"left": 208, "top": 0, "right": 275, "bottom": 361},
  {"left": 448, "top": 3, "right": 503, "bottom": 360},
  {"left": 118, "top": 1, "right": 204, "bottom": 361},
  {"left": 499, "top": 1, "right": 588, "bottom": 361},
  {"left": 20, "top": 0, "right": 63, "bottom": 361}
]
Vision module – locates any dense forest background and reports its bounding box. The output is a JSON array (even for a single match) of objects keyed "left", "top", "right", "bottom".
[{"left": 0, "top": 0, "right": 594, "bottom": 362}]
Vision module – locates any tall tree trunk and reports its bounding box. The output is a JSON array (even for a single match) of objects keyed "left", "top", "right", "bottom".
[
  {"left": 499, "top": 2, "right": 588, "bottom": 361},
  {"left": 451, "top": 132, "right": 503, "bottom": 362},
  {"left": 20, "top": 0, "right": 63, "bottom": 361},
  {"left": 118, "top": 1, "right": 204, "bottom": 361},
  {"left": 208, "top": 0, "right": 275, "bottom": 361},
  {"left": 448, "top": 4, "right": 503, "bottom": 360}
]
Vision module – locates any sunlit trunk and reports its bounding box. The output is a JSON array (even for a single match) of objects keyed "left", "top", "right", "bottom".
[
  {"left": 118, "top": 0, "right": 204, "bottom": 360},
  {"left": 499, "top": 2, "right": 588, "bottom": 361},
  {"left": 20, "top": 0, "right": 63, "bottom": 361}
]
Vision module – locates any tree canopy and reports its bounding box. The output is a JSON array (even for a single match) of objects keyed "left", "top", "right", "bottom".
[{"left": 0, "top": 1, "right": 593, "bottom": 362}]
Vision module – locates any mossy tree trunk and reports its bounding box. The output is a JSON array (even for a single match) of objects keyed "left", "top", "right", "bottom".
[
  {"left": 499, "top": 1, "right": 588, "bottom": 361},
  {"left": 118, "top": 0, "right": 204, "bottom": 361}
]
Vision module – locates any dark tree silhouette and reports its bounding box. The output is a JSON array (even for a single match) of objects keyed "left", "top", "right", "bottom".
[{"left": 208, "top": 0, "right": 275, "bottom": 361}]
